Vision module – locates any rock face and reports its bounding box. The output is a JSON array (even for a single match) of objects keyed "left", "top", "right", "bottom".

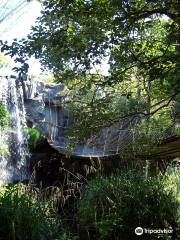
[
  {"left": 23, "top": 78, "right": 70, "bottom": 149},
  {"left": 23, "top": 77, "right": 179, "bottom": 159},
  {"left": 22, "top": 77, "right": 143, "bottom": 157},
  {"left": 23, "top": 77, "right": 140, "bottom": 157},
  {"left": 23, "top": 78, "right": 137, "bottom": 157},
  {"left": 23, "top": 77, "right": 110, "bottom": 157},
  {"left": 86, "top": 116, "right": 140, "bottom": 153},
  {"left": 0, "top": 76, "right": 30, "bottom": 184}
]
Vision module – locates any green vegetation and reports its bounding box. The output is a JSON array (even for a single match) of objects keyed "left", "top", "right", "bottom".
[
  {"left": 1, "top": 0, "right": 180, "bottom": 147},
  {"left": 24, "top": 128, "right": 42, "bottom": 148},
  {"left": 0, "top": 1, "right": 180, "bottom": 239},
  {"left": 0, "top": 102, "right": 9, "bottom": 129},
  {"left": 0, "top": 169, "right": 179, "bottom": 240},
  {"left": 65, "top": 75, "right": 147, "bottom": 145},
  {"left": 79, "top": 170, "right": 179, "bottom": 239},
  {"left": 0, "top": 184, "right": 69, "bottom": 240},
  {"left": 4, "top": 1, "right": 180, "bottom": 148},
  {"left": 0, "top": 102, "right": 10, "bottom": 156}
]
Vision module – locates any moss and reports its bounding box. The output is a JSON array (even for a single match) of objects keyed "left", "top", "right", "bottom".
[
  {"left": 0, "top": 102, "right": 10, "bottom": 128},
  {"left": 24, "top": 128, "right": 42, "bottom": 148}
]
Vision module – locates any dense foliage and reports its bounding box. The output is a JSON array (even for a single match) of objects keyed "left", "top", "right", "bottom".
[
  {"left": 0, "top": 184, "right": 69, "bottom": 240},
  {"left": 0, "top": 1, "right": 180, "bottom": 146},
  {"left": 0, "top": 2, "right": 179, "bottom": 240},
  {"left": 1, "top": 1, "right": 179, "bottom": 92},
  {"left": 79, "top": 169, "right": 180, "bottom": 240},
  {"left": 0, "top": 168, "right": 179, "bottom": 240}
]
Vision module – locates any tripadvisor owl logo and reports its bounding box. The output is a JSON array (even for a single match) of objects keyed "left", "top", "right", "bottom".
[
  {"left": 135, "top": 227, "right": 143, "bottom": 235},
  {"left": 135, "top": 227, "right": 173, "bottom": 236}
]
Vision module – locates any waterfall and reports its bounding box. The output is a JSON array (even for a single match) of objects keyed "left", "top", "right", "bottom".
[{"left": 0, "top": 76, "right": 30, "bottom": 185}]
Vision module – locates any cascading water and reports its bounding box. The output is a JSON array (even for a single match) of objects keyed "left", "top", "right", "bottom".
[{"left": 0, "top": 76, "right": 30, "bottom": 185}]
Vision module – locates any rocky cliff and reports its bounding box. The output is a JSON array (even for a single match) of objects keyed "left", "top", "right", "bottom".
[
  {"left": 23, "top": 77, "right": 112, "bottom": 157},
  {"left": 22, "top": 76, "right": 179, "bottom": 159}
]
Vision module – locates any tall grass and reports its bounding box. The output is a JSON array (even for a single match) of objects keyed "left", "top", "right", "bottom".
[
  {"left": 0, "top": 168, "right": 179, "bottom": 240},
  {"left": 78, "top": 170, "right": 179, "bottom": 240},
  {"left": 0, "top": 184, "right": 69, "bottom": 240}
]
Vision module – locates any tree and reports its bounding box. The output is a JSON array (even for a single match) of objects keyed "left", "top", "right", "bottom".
[
  {"left": 1, "top": 0, "right": 179, "bottom": 93},
  {"left": 0, "top": 0, "right": 180, "bottom": 145}
]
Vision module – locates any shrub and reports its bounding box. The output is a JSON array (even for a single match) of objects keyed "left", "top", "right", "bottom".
[
  {"left": 163, "top": 165, "right": 180, "bottom": 216},
  {"left": 0, "top": 184, "right": 69, "bottom": 240},
  {"left": 24, "top": 128, "right": 42, "bottom": 148},
  {"left": 78, "top": 171, "right": 179, "bottom": 240}
]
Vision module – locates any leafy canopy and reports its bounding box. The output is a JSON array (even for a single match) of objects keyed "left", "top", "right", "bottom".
[
  {"left": 2, "top": 1, "right": 178, "bottom": 88},
  {"left": 0, "top": 0, "right": 180, "bottom": 145}
]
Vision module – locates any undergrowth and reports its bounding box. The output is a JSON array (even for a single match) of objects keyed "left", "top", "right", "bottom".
[
  {"left": 78, "top": 169, "right": 180, "bottom": 240},
  {"left": 0, "top": 184, "right": 70, "bottom": 240},
  {"left": 0, "top": 167, "right": 179, "bottom": 240}
]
